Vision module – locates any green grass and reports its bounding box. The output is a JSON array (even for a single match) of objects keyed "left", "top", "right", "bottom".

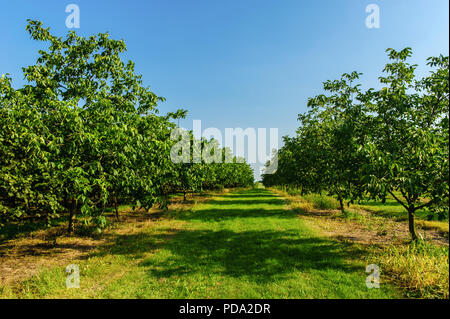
[
  {"left": 302, "top": 194, "right": 339, "bottom": 210},
  {"left": 353, "top": 197, "right": 428, "bottom": 220},
  {"left": 352, "top": 196, "right": 449, "bottom": 236},
  {"left": 2, "top": 188, "right": 403, "bottom": 298},
  {"left": 278, "top": 187, "right": 448, "bottom": 236}
]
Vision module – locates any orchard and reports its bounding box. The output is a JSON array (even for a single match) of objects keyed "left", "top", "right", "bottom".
[
  {"left": 263, "top": 48, "right": 449, "bottom": 241},
  {"left": 0, "top": 21, "right": 254, "bottom": 233}
]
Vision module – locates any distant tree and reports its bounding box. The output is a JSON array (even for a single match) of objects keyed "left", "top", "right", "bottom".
[{"left": 304, "top": 71, "right": 367, "bottom": 212}]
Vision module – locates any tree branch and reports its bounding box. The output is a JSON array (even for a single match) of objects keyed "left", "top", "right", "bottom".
[
  {"left": 388, "top": 189, "right": 409, "bottom": 211},
  {"left": 415, "top": 199, "right": 435, "bottom": 211}
]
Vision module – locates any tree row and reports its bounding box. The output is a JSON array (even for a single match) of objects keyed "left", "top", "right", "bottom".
[
  {"left": 0, "top": 21, "right": 254, "bottom": 232},
  {"left": 262, "top": 48, "right": 449, "bottom": 240}
]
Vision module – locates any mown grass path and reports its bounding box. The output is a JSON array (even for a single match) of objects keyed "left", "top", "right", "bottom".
[{"left": 7, "top": 188, "right": 402, "bottom": 298}]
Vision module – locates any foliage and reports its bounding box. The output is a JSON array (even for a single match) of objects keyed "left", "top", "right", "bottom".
[
  {"left": 0, "top": 21, "right": 254, "bottom": 232},
  {"left": 263, "top": 48, "right": 449, "bottom": 240}
]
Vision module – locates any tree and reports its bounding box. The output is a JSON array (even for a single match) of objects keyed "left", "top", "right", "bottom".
[
  {"left": 262, "top": 48, "right": 449, "bottom": 240},
  {"left": 263, "top": 72, "right": 368, "bottom": 213},
  {"left": 362, "top": 48, "right": 449, "bottom": 240},
  {"left": 0, "top": 20, "right": 255, "bottom": 233},
  {"left": 305, "top": 71, "right": 367, "bottom": 212},
  {"left": 0, "top": 21, "right": 175, "bottom": 231}
]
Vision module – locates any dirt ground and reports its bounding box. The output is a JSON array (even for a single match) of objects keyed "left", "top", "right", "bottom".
[
  {"left": 299, "top": 209, "right": 448, "bottom": 246},
  {"left": 268, "top": 188, "right": 448, "bottom": 247}
]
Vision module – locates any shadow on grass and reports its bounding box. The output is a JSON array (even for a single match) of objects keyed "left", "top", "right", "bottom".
[
  {"left": 139, "top": 228, "right": 363, "bottom": 283},
  {"left": 91, "top": 226, "right": 363, "bottom": 283},
  {"left": 177, "top": 207, "right": 295, "bottom": 222},
  {"left": 87, "top": 188, "right": 365, "bottom": 284},
  {"left": 0, "top": 217, "right": 67, "bottom": 244},
  {"left": 204, "top": 198, "right": 286, "bottom": 206},
  {"left": 89, "top": 229, "right": 179, "bottom": 259},
  {"left": 357, "top": 201, "right": 429, "bottom": 221},
  {"left": 200, "top": 189, "right": 285, "bottom": 210},
  {"left": 358, "top": 199, "right": 403, "bottom": 208},
  {"left": 177, "top": 190, "right": 290, "bottom": 222},
  {"left": 221, "top": 194, "right": 280, "bottom": 198}
]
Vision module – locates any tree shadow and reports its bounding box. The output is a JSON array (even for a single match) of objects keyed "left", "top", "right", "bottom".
[
  {"left": 86, "top": 187, "right": 365, "bottom": 285},
  {"left": 358, "top": 200, "right": 403, "bottom": 208},
  {"left": 204, "top": 198, "right": 286, "bottom": 206},
  {"left": 89, "top": 228, "right": 180, "bottom": 259},
  {"left": 221, "top": 189, "right": 277, "bottom": 198},
  {"left": 138, "top": 228, "right": 363, "bottom": 283},
  {"left": 0, "top": 241, "right": 99, "bottom": 258},
  {"left": 0, "top": 217, "right": 67, "bottom": 244},
  {"left": 178, "top": 207, "right": 294, "bottom": 222},
  {"left": 221, "top": 194, "right": 279, "bottom": 198}
]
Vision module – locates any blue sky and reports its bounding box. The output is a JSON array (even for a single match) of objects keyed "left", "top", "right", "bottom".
[{"left": 1, "top": 0, "right": 449, "bottom": 178}]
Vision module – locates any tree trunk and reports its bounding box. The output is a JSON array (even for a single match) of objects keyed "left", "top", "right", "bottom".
[
  {"left": 408, "top": 207, "right": 418, "bottom": 241},
  {"left": 68, "top": 199, "right": 76, "bottom": 234},
  {"left": 114, "top": 197, "right": 119, "bottom": 221},
  {"left": 183, "top": 192, "right": 187, "bottom": 201},
  {"left": 339, "top": 198, "right": 344, "bottom": 213}
]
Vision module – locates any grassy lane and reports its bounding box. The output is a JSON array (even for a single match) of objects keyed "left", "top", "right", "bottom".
[{"left": 3, "top": 188, "right": 402, "bottom": 298}]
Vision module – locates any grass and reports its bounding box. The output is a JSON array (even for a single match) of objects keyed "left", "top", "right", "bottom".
[
  {"left": 367, "top": 241, "right": 449, "bottom": 299},
  {"left": 302, "top": 194, "right": 339, "bottom": 210},
  {"left": 274, "top": 188, "right": 449, "bottom": 299},
  {"left": 284, "top": 189, "right": 339, "bottom": 210},
  {"left": 275, "top": 187, "right": 449, "bottom": 237},
  {"left": 0, "top": 217, "right": 66, "bottom": 243},
  {"left": 352, "top": 197, "right": 426, "bottom": 220},
  {"left": 279, "top": 191, "right": 338, "bottom": 213},
  {"left": 352, "top": 197, "right": 449, "bottom": 237},
  {"left": 417, "top": 220, "right": 449, "bottom": 237},
  {"left": 1, "top": 188, "right": 402, "bottom": 298}
]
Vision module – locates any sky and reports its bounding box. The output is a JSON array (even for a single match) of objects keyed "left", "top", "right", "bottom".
[{"left": 1, "top": 0, "right": 449, "bottom": 179}]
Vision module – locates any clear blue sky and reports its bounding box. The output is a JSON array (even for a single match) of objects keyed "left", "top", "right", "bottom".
[{"left": 1, "top": 0, "right": 449, "bottom": 178}]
